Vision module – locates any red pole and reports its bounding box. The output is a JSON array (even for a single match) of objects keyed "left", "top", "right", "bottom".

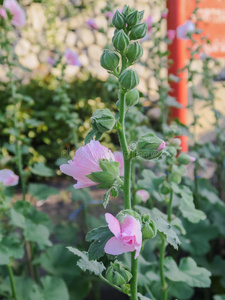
[{"left": 167, "top": 0, "right": 188, "bottom": 152}]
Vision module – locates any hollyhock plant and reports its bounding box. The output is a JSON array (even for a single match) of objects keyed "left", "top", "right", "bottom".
[
  {"left": 0, "top": 8, "right": 7, "bottom": 19},
  {"left": 86, "top": 18, "right": 99, "bottom": 30},
  {"left": 167, "top": 29, "right": 176, "bottom": 41},
  {"left": 3, "top": 0, "right": 26, "bottom": 27},
  {"left": 114, "top": 151, "right": 124, "bottom": 176},
  {"left": 177, "top": 20, "right": 195, "bottom": 40},
  {"left": 60, "top": 140, "right": 115, "bottom": 189},
  {"left": 104, "top": 213, "right": 142, "bottom": 259},
  {"left": 64, "top": 49, "right": 81, "bottom": 66},
  {"left": 136, "top": 190, "right": 149, "bottom": 202},
  {"left": 0, "top": 169, "right": 19, "bottom": 186}
]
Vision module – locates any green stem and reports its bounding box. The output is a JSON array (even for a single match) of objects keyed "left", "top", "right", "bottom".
[
  {"left": 7, "top": 264, "right": 17, "bottom": 300},
  {"left": 159, "top": 235, "right": 167, "bottom": 300},
  {"left": 167, "top": 189, "right": 173, "bottom": 222},
  {"left": 130, "top": 252, "right": 138, "bottom": 300},
  {"left": 144, "top": 284, "right": 157, "bottom": 300},
  {"left": 131, "top": 160, "right": 136, "bottom": 207},
  {"left": 99, "top": 274, "right": 123, "bottom": 294}
]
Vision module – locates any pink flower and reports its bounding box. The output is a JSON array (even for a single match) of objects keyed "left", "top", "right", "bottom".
[
  {"left": 0, "top": 169, "right": 19, "bottom": 186},
  {"left": 136, "top": 190, "right": 149, "bottom": 202},
  {"left": 46, "top": 57, "right": 56, "bottom": 66},
  {"left": 64, "top": 49, "right": 81, "bottom": 66},
  {"left": 104, "top": 213, "right": 142, "bottom": 259},
  {"left": 114, "top": 151, "right": 124, "bottom": 176},
  {"left": 106, "top": 11, "right": 113, "bottom": 20},
  {"left": 190, "top": 156, "right": 196, "bottom": 162},
  {"left": 0, "top": 8, "right": 7, "bottom": 19},
  {"left": 86, "top": 18, "right": 99, "bottom": 30},
  {"left": 167, "top": 29, "right": 176, "bottom": 41},
  {"left": 161, "top": 11, "right": 168, "bottom": 19},
  {"left": 60, "top": 140, "right": 115, "bottom": 189},
  {"left": 3, "top": 0, "right": 26, "bottom": 27},
  {"left": 157, "top": 141, "right": 165, "bottom": 151},
  {"left": 145, "top": 15, "right": 153, "bottom": 33},
  {"left": 177, "top": 20, "right": 195, "bottom": 40}
]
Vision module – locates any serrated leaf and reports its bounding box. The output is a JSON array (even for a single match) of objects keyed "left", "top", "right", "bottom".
[
  {"left": 0, "top": 236, "right": 24, "bottom": 265},
  {"left": 103, "top": 190, "right": 110, "bottom": 208},
  {"left": 86, "top": 226, "right": 113, "bottom": 260},
  {"left": 67, "top": 247, "right": 105, "bottom": 275},
  {"left": 164, "top": 257, "right": 211, "bottom": 288},
  {"left": 135, "top": 206, "right": 180, "bottom": 249}
]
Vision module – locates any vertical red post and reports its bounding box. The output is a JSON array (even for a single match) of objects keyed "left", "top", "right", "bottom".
[{"left": 167, "top": 0, "right": 188, "bottom": 152}]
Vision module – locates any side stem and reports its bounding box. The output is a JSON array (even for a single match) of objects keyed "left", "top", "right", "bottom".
[
  {"left": 7, "top": 264, "right": 17, "bottom": 300},
  {"left": 159, "top": 235, "right": 167, "bottom": 300}
]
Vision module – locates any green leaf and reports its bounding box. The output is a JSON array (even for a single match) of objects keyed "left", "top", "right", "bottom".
[
  {"left": 67, "top": 247, "right": 105, "bottom": 275},
  {"left": 198, "top": 178, "right": 224, "bottom": 206},
  {"left": 177, "top": 186, "right": 206, "bottom": 223},
  {"left": 86, "top": 226, "right": 113, "bottom": 260},
  {"left": 10, "top": 208, "right": 25, "bottom": 228},
  {"left": 41, "top": 276, "right": 69, "bottom": 300},
  {"left": 103, "top": 190, "right": 110, "bottom": 208},
  {"left": 164, "top": 257, "right": 211, "bottom": 288},
  {"left": 30, "top": 163, "right": 54, "bottom": 177},
  {"left": 67, "top": 186, "right": 91, "bottom": 203},
  {"left": 138, "top": 293, "right": 150, "bottom": 300},
  {"left": 0, "top": 236, "right": 24, "bottom": 265},
  {"left": 137, "top": 170, "right": 166, "bottom": 202},
  {"left": 24, "top": 220, "right": 52, "bottom": 247},
  {"left": 136, "top": 206, "right": 180, "bottom": 249},
  {"left": 28, "top": 183, "right": 59, "bottom": 200},
  {"left": 214, "top": 295, "right": 225, "bottom": 300},
  {"left": 165, "top": 96, "right": 183, "bottom": 108},
  {"left": 180, "top": 219, "right": 219, "bottom": 255},
  {"left": 167, "top": 281, "right": 194, "bottom": 300}
]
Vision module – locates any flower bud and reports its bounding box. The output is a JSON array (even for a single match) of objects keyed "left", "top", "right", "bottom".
[
  {"left": 168, "top": 173, "right": 181, "bottom": 184},
  {"left": 142, "top": 214, "right": 157, "bottom": 240},
  {"left": 91, "top": 109, "right": 115, "bottom": 133},
  {"left": 118, "top": 69, "right": 139, "bottom": 90},
  {"left": 177, "top": 153, "right": 192, "bottom": 165},
  {"left": 110, "top": 186, "right": 119, "bottom": 198},
  {"left": 126, "top": 10, "right": 138, "bottom": 27},
  {"left": 112, "top": 30, "right": 130, "bottom": 53},
  {"left": 100, "top": 50, "right": 120, "bottom": 71},
  {"left": 137, "top": 133, "right": 165, "bottom": 160},
  {"left": 126, "top": 41, "right": 143, "bottom": 63},
  {"left": 160, "top": 181, "right": 171, "bottom": 195},
  {"left": 137, "top": 10, "right": 144, "bottom": 22},
  {"left": 125, "top": 88, "right": 139, "bottom": 107},
  {"left": 117, "top": 209, "right": 142, "bottom": 224},
  {"left": 112, "top": 10, "right": 126, "bottom": 30},
  {"left": 122, "top": 5, "right": 130, "bottom": 17},
  {"left": 106, "top": 261, "right": 132, "bottom": 286},
  {"left": 129, "top": 22, "right": 147, "bottom": 40}
]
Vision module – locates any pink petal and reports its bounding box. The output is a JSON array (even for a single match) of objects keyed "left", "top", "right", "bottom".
[
  {"left": 105, "top": 213, "right": 121, "bottom": 238},
  {"left": 134, "top": 245, "right": 141, "bottom": 259},
  {"left": 104, "top": 236, "right": 134, "bottom": 256},
  {"left": 121, "top": 215, "right": 142, "bottom": 245},
  {"left": 136, "top": 190, "right": 149, "bottom": 202}
]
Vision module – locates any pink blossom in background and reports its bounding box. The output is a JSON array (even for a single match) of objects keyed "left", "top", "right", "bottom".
[
  {"left": 0, "top": 8, "right": 7, "bottom": 19},
  {"left": 3, "top": 0, "right": 26, "bottom": 27},
  {"left": 106, "top": 11, "right": 113, "bottom": 20},
  {"left": 60, "top": 140, "right": 115, "bottom": 189},
  {"left": 0, "top": 169, "right": 19, "bottom": 186},
  {"left": 161, "top": 11, "right": 168, "bottom": 19},
  {"left": 167, "top": 29, "right": 176, "bottom": 41},
  {"left": 64, "top": 49, "right": 81, "bottom": 66},
  {"left": 157, "top": 140, "right": 165, "bottom": 151},
  {"left": 86, "top": 18, "right": 99, "bottom": 30},
  {"left": 136, "top": 190, "right": 149, "bottom": 202},
  {"left": 47, "top": 57, "right": 56, "bottom": 66},
  {"left": 177, "top": 20, "right": 195, "bottom": 40},
  {"left": 104, "top": 213, "right": 142, "bottom": 259},
  {"left": 190, "top": 156, "right": 196, "bottom": 162},
  {"left": 145, "top": 15, "right": 153, "bottom": 33},
  {"left": 114, "top": 151, "right": 124, "bottom": 176}
]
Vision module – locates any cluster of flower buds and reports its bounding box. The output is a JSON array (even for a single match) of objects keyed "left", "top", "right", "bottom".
[
  {"left": 106, "top": 261, "right": 132, "bottom": 287},
  {"left": 136, "top": 133, "right": 165, "bottom": 160},
  {"left": 141, "top": 214, "right": 157, "bottom": 241}
]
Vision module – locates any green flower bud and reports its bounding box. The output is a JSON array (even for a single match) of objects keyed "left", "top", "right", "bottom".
[
  {"left": 137, "top": 10, "right": 144, "bottom": 22},
  {"left": 122, "top": 5, "right": 130, "bottom": 17},
  {"left": 177, "top": 153, "right": 192, "bottom": 165},
  {"left": 160, "top": 181, "right": 171, "bottom": 195},
  {"left": 129, "top": 22, "right": 147, "bottom": 40},
  {"left": 110, "top": 186, "right": 119, "bottom": 198},
  {"left": 100, "top": 50, "right": 120, "bottom": 71},
  {"left": 126, "top": 10, "right": 138, "bottom": 27},
  {"left": 142, "top": 215, "right": 157, "bottom": 240},
  {"left": 118, "top": 69, "right": 139, "bottom": 90},
  {"left": 106, "top": 261, "right": 132, "bottom": 287},
  {"left": 117, "top": 209, "right": 142, "bottom": 225},
  {"left": 168, "top": 173, "right": 181, "bottom": 184},
  {"left": 91, "top": 109, "right": 115, "bottom": 133},
  {"left": 112, "top": 10, "right": 126, "bottom": 30},
  {"left": 125, "top": 88, "right": 139, "bottom": 107},
  {"left": 112, "top": 30, "right": 130, "bottom": 53},
  {"left": 136, "top": 133, "right": 165, "bottom": 160},
  {"left": 126, "top": 41, "right": 143, "bottom": 63}
]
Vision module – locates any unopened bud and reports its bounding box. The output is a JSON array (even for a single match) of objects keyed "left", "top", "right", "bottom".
[
  {"left": 129, "top": 22, "right": 147, "bottom": 40},
  {"left": 126, "top": 10, "right": 138, "bottom": 27},
  {"left": 137, "top": 133, "right": 165, "bottom": 160},
  {"left": 112, "top": 10, "right": 126, "bottom": 30},
  {"left": 142, "top": 214, "right": 157, "bottom": 240},
  {"left": 126, "top": 41, "right": 143, "bottom": 63},
  {"left": 100, "top": 50, "right": 120, "bottom": 71},
  {"left": 177, "top": 153, "right": 192, "bottom": 165},
  {"left": 91, "top": 109, "right": 115, "bottom": 133},
  {"left": 106, "top": 261, "right": 132, "bottom": 286},
  {"left": 125, "top": 88, "right": 139, "bottom": 107},
  {"left": 118, "top": 68, "right": 140, "bottom": 90},
  {"left": 112, "top": 30, "right": 130, "bottom": 53}
]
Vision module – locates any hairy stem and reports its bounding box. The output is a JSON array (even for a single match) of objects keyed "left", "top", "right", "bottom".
[
  {"left": 130, "top": 252, "right": 138, "bottom": 300},
  {"left": 167, "top": 189, "right": 173, "bottom": 222},
  {"left": 159, "top": 235, "right": 167, "bottom": 300}
]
